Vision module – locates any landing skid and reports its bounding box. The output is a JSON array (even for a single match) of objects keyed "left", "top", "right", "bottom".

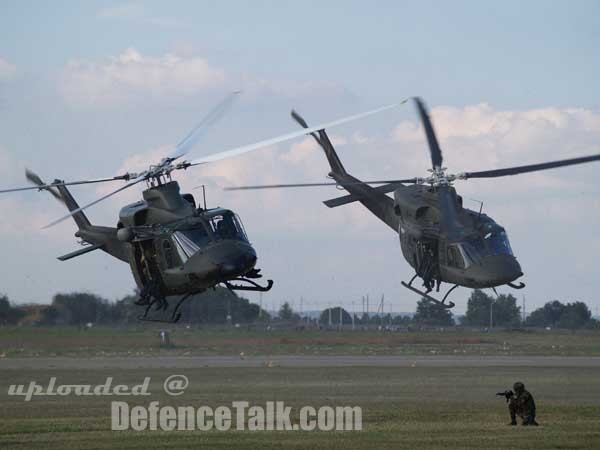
[
  {"left": 401, "top": 275, "right": 456, "bottom": 309},
  {"left": 224, "top": 278, "right": 274, "bottom": 292},
  {"left": 507, "top": 281, "right": 526, "bottom": 289},
  {"left": 137, "top": 293, "right": 192, "bottom": 323}
]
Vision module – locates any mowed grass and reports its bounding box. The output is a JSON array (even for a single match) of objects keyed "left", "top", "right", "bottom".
[
  {"left": 1, "top": 366, "right": 599, "bottom": 449},
  {"left": 2, "top": 326, "right": 600, "bottom": 357}
]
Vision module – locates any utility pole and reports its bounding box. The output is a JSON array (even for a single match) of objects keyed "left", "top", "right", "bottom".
[
  {"left": 328, "top": 302, "right": 332, "bottom": 327},
  {"left": 380, "top": 294, "right": 384, "bottom": 328},
  {"left": 352, "top": 301, "right": 355, "bottom": 331},
  {"left": 362, "top": 296, "right": 365, "bottom": 319},
  {"left": 305, "top": 300, "right": 310, "bottom": 326}
]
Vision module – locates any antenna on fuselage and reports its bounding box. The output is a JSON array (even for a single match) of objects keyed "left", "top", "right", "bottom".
[
  {"left": 198, "top": 185, "right": 207, "bottom": 210},
  {"left": 469, "top": 198, "right": 484, "bottom": 223}
]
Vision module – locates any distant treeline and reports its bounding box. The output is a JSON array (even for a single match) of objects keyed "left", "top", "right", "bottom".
[
  {"left": 0, "top": 289, "right": 598, "bottom": 330},
  {"left": 0, "top": 288, "right": 268, "bottom": 326}
]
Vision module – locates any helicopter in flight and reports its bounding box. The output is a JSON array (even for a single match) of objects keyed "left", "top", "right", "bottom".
[
  {"left": 228, "top": 97, "right": 600, "bottom": 308},
  {"left": 0, "top": 93, "right": 402, "bottom": 322}
]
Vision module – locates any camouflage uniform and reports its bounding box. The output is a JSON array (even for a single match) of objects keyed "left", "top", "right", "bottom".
[{"left": 508, "top": 382, "right": 538, "bottom": 426}]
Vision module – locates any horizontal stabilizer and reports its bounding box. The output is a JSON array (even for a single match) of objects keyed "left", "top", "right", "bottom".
[
  {"left": 57, "top": 243, "right": 103, "bottom": 261},
  {"left": 323, "top": 183, "right": 401, "bottom": 208}
]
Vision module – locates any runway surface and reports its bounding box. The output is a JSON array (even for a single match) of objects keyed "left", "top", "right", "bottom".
[{"left": 3, "top": 355, "right": 600, "bottom": 370}]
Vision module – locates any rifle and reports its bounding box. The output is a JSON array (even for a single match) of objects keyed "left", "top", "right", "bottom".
[{"left": 496, "top": 390, "right": 514, "bottom": 402}]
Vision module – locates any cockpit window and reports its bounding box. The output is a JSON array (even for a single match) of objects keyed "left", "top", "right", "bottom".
[
  {"left": 172, "top": 226, "right": 211, "bottom": 262},
  {"left": 209, "top": 212, "right": 248, "bottom": 242},
  {"left": 485, "top": 231, "right": 513, "bottom": 256},
  {"left": 460, "top": 237, "right": 486, "bottom": 265},
  {"left": 450, "top": 229, "right": 513, "bottom": 268},
  {"left": 447, "top": 245, "right": 466, "bottom": 269}
]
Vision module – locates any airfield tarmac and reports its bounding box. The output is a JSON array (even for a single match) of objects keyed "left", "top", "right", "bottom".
[{"left": 3, "top": 354, "right": 600, "bottom": 369}]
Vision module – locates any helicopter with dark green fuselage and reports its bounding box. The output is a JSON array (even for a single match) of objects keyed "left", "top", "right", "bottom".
[
  {"left": 1, "top": 93, "right": 403, "bottom": 321},
  {"left": 229, "top": 98, "right": 600, "bottom": 308}
]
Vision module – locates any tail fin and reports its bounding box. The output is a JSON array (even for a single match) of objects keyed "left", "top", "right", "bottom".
[
  {"left": 26, "top": 169, "right": 91, "bottom": 230},
  {"left": 54, "top": 181, "right": 91, "bottom": 230},
  {"left": 291, "top": 110, "right": 347, "bottom": 176}
]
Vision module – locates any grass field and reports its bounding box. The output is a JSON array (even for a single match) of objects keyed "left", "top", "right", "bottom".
[
  {"left": 1, "top": 365, "right": 599, "bottom": 449},
  {"left": 2, "top": 326, "right": 600, "bottom": 357},
  {"left": 2, "top": 328, "right": 599, "bottom": 449}
]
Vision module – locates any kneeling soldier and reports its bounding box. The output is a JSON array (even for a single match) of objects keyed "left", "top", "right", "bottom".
[{"left": 508, "top": 381, "right": 538, "bottom": 426}]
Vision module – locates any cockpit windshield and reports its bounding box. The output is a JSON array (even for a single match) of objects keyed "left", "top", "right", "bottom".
[
  {"left": 450, "top": 228, "right": 513, "bottom": 268},
  {"left": 209, "top": 212, "right": 248, "bottom": 242},
  {"left": 457, "top": 230, "right": 513, "bottom": 265},
  {"left": 484, "top": 230, "right": 513, "bottom": 256}
]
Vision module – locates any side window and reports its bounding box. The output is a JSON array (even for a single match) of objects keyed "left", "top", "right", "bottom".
[
  {"left": 394, "top": 205, "right": 403, "bottom": 219},
  {"left": 163, "top": 240, "right": 175, "bottom": 269},
  {"left": 447, "top": 245, "right": 465, "bottom": 269}
]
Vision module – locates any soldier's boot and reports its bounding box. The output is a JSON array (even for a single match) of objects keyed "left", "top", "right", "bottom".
[
  {"left": 523, "top": 416, "right": 538, "bottom": 426},
  {"left": 508, "top": 411, "right": 517, "bottom": 425}
]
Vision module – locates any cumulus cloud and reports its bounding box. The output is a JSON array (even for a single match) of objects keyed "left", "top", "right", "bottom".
[
  {"left": 0, "top": 57, "right": 17, "bottom": 81},
  {"left": 0, "top": 146, "right": 73, "bottom": 239},
  {"left": 92, "top": 102, "right": 600, "bottom": 237},
  {"left": 391, "top": 103, "right": 600, "bottom": 193},
  {"left": 60, "top": 48, "right": 226, "bottom": 106}
]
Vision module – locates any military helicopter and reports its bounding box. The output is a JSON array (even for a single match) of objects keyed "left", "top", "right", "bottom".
[
  {"left": 0, "top": 93, "right": 402, "bottom": 322},
  {"left": 228, "top": 97, "right": 600, "bottom": 308}
]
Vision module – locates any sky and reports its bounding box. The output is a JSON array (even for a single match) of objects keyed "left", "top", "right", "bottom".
[{"left": 0, "top": 0, "right": 599, "bottom": 315}]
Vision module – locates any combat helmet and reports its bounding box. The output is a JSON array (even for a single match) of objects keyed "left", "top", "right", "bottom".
[{"left": 513, "top": 381, "right": 525, "bottom": 394}]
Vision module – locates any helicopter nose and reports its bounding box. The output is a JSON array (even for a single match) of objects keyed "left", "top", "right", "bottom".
[
  {"left": 482, "top": 254, "right": 523, "bottom": 285},
  {"left": 183, "top": 240, "right": 257, "bottom": 280},
  {"left": 212, "top": 241, "right": 257, "bottom": 277}
]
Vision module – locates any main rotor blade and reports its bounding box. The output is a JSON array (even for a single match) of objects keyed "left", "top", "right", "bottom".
[
  {"left": 42, "top": 176, "right": 145, "bottom": 229},
  {"left": 168, "top": 91, "right": 241, "bottom": 161},
  {"left": 225, "top": 178, "right": 418, "bottom": 191},
  {"left": 462, "top": 153, "right": 600, "bottom": 179},
  {"left": 0, "top": 174, "right": 133, "bottom": 194},
  {"left": 414, "top": 97, "right": 443, "bottom": 169},
  {"left": 187, "top": 100, "right": 408, "bottom": 166}
]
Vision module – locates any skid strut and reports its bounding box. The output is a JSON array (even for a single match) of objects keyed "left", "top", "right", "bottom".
[
  {"left": 401, "top": 274, "right": 456, "bottom": 309},
  {"left": 224, "top": 277, "right": 273, "bottom": 292},
  {"left": 137, "top": 293, "right": 192, "bottom": 323}
]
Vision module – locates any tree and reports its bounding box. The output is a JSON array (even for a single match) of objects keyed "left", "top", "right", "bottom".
[
  {"left": 0, "top": 295, "right": 11, "bottom": 324},
  {"left": 278, "top": 302, "right": 300, "bottom": 322},
  {"left": 319, "top": 307, "right": 351, "bottom": 326},
  {"left": 558, "top": 302, "right": 591, "bottom": 329},
  {"left": 464, "top": 290, "right": 520, "bottom": 327},
  {"left": 491, "top": 294, "right": 521, "bottom": 327},
  {"left": 181, "top": 287, "right": 265, "bottom": 324},
  {"left": 0, "top": 294, "right": 25, "bottom": 325},
  {"left": 525, "top": 300, "right": 593, "bottom": 329},
  {"left": 413, "top": 298, "right": 454, "bottom": 326},
  {"left": 543, "top": 300, "right": 566, "bottom": 328},
  {"left": 463, "top": 290, "right": 493, "bottom": 326},
  {"left": 49, "top": 292, "right": 111, "bottom": 325}
]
